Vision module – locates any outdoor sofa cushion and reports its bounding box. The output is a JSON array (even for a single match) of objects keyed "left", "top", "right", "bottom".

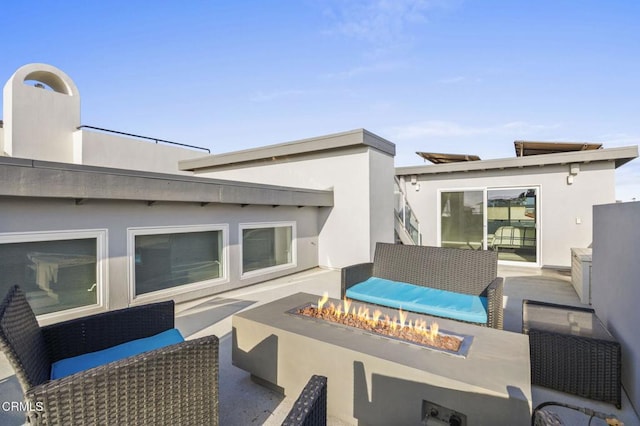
[
  {"left": 345, "top": 277, "right": 488, "bottom": 324},
  {"left": 51, "top": 328, "right": 185, "bottom": 379}
]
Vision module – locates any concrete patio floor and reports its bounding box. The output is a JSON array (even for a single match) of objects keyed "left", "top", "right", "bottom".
[{"left": 1, "top": 266, "right": 638, "bottom": 425}]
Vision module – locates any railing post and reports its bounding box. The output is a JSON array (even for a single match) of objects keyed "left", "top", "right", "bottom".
[
  {"left": 402, "top": 193, "right": 407, "bottom": 230},
  {"left": 394, "top": 175, "right": 422, "bottom": 245}
]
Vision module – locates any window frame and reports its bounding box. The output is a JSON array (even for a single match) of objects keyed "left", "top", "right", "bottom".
[
  {"left": 127, "top": 224, "right": 229, "bottom": 304},
  {"left": 239, "top": 221, "right": 297, "bottom": 279},
  {"left": 0, "top": 229, "right": 108, "bottom": 324}
]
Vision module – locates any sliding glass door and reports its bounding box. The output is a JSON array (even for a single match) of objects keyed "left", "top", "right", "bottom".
[
  {"left": 440, "top": 190, "right": 484, "bottom": 250},
  {"left": 487, "top": 188, "right": 537, "bottom": 263},
  {"left": 440, "top": 187, "right": 538, "bottom": 264}
]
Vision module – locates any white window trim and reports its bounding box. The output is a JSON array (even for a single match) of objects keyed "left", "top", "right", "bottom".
[
  {"left": 239, "top": 221, "right": 297, "bottom": 279},
  {"left": 127, "top": 224, "right": 229, "bottom": 304},
  {"left": 0, "top": 229, "right": 108, "bottom": 325}
]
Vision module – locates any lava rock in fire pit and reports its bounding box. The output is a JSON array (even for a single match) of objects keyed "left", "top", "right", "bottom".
[{"left": 298, "top": 305, "right": 462, "bottom": 353}]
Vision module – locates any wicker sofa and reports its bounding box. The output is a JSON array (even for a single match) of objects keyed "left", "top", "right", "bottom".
[
  {"left": 341, "top": 243, "right": 503, "bottom": 329},
  {"left": 0, "top": 285, "right": 219, "bottom": 425}
]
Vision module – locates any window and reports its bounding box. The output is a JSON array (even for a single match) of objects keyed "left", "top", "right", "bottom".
[
  {"left": 240, "top": 222, "right": 295, "bottom": 276},
  {"left": 0, "top": 230, "right": 106, "bottom": 316},
  {"left": 129, "top": 225, "right": 227, "bottom": 300}
]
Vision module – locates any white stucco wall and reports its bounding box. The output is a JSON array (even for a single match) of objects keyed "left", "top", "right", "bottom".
[
  {"left": 1, "top": 198, "right": 320, "bottom": 321},
  {"left": 592, "top": 201, "right": 640, "bottom": 414},
  {"left": 369, "top": 148, "right": 395, "bottom": 256},
  {"left": 74, "top": 129, "right": 203, "bottom": 174},
  {"left": 401, "top": 161, "right": 616, "bottom": 267},
  {"left": 3, "top": 64, "right": 80, "bottom": 162},
  {"left": 2, "top": 63, "right": 204, "bottom": 175},
  {"left": 192, "top": 146, "right": 395, "bottom": 268}
]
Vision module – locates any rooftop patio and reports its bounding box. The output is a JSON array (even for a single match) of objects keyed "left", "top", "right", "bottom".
[{"left": 1, "top": 265, "right": 637, "bottom": 425}]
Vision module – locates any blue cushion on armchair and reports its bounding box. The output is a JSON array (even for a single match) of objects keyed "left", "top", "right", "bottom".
[{"left": 51, "top": 328, "right": 184, "bottom": 379}]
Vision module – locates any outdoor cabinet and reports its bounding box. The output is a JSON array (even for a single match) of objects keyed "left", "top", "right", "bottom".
[{"left": 571, "top": 248, "right": 592, "bottom": 304}]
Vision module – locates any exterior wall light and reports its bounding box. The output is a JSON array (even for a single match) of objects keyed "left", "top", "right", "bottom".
[{"left": 567, "top": 163, "right": 580, "bottom": 185}]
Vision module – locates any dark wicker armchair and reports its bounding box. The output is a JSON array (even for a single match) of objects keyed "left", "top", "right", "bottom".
[
  {"left": 0, "top": 285, "right": 219, "bottom": 425},
  {"left": 342, "top": 243, "right": 504, "bottom": 329},
  {"left": 281, "top": 375, "right": 327, "bottom": 426}
]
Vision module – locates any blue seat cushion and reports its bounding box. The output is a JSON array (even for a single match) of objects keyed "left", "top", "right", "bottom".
[
  {"left": 345, "top": 277, "right": 488, "bottom": 324},
  {"left": 51, "top": 328, "right": 185, "bottom": 380}
]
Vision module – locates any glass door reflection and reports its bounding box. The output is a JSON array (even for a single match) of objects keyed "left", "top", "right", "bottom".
[
  {"left": 440, "top": 190, "right": 484, "bottom": 250},
  {"left": 487, "top": 188, "right": 537, "bottom": 263}
]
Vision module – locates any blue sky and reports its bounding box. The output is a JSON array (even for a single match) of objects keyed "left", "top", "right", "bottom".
[{"left": 1, "top": 0, "right": 639, "bottom": 199}]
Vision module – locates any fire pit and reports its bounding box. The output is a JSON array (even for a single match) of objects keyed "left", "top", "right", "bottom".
[
  {"left": 232, "top": 292, "right": 532, "bottom": 425},
  {"left": 288, "top": 293, "right": 473, "bottom": 357}
]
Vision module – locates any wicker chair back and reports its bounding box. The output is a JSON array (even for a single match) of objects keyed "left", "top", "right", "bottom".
[
  {"left": 0, "top": 285, "right": 50, "bottom": 390},
  {"left": 372, "top": 243, "right": 498, "bottom": 296}
]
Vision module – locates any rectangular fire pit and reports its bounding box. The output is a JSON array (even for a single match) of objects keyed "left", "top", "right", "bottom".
[
  {"left": 287, "top": 302, "right": 474, "bottom": 358},
  {"left": 232, "top": 293, "right": 531, "bottom": 425}
]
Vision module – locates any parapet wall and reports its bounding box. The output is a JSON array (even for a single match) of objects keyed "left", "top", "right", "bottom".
[
  {"left": 592, "top": 201, "right": 640, "bottom": 414},
  {"left": 2, "top": 63, "right": 205, "bottom": 175}
]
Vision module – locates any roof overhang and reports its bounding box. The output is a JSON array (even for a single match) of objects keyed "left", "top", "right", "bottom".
[
  {"left": 416, "top": 152, "right": 481, "bottom": 164},
  {"left": 396, "top": 146, "right": 639, "bottom": 176},
  {"left": 179, "top": 129, "right": 395, "bottom": 172},
  {"left": 514, "top": 140, "right": 602, "bottom": 157},
  {"left": 0, "top": 157, "right": 333, "bottom": 207}
]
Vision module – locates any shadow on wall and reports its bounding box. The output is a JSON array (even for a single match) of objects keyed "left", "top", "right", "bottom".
[
  {"left": 219, "top": 333, "right": 284, "bottom": 425},
  {"left": 352, "top": 361, "right": 531, "bottom": 425},
  {"left": 232, "top": 331, "right": 279, "bottom": 388}
]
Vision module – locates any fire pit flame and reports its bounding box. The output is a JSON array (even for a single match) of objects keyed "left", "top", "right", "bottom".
[
  {"left": 296, "top": 293, "right": 473, "bottom": 357},
  {"left": 309, "top": 292, "right": 449, "bottom": 348},
  {"left": 343, "top": 298, "right": 352, "bottom": 316},
  {"left": 399, "top": 308, "right": 408, "bottom": 329},
  {"left": 318, "top": 293, "right": 329, "bottom": 310}
]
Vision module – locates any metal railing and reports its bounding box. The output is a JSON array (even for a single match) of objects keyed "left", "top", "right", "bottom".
[
  {"left": 394, "top": 177, "right": 422, "bottom": 245},
  {"left": 77, "top": 125, "right": 211, "bottom": 153}
]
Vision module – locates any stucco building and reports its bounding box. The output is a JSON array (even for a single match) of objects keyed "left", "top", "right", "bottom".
[{"left": 1, "top": 62, "right": 637, "bottom": 326}]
